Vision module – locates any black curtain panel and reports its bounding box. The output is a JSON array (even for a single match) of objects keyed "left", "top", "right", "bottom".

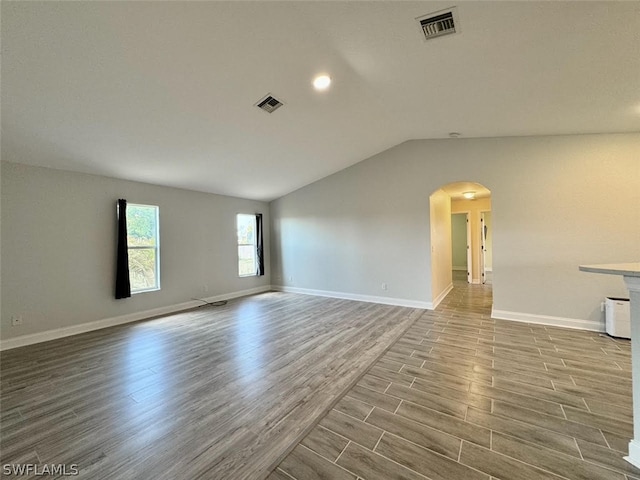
[
  {"left": 256, "top": 213, "right": 265, "bottom": 276},
  {"left": 115, "top": 199, "right": 131, "bottom": 299}
]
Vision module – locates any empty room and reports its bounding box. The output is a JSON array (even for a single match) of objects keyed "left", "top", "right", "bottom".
[{"left": 2, "top": 2, "right": 640, "bottom": 479}]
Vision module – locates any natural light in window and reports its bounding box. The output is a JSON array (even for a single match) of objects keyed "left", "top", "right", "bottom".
[
  {"left": 237, "top": 214, "right": 257, "bottom": 277},
  {"left": 127, "top": 204, "right": 160, "bottom": 293}
]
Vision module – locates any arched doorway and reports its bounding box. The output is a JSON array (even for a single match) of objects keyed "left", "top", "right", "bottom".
[{"left": 429, "top": 181, "right": 492, "bottom": 307}]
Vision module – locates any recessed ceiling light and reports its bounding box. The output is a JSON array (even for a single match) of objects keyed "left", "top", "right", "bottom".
[
  {"left": 463, "top": 191, "right": 475, "bottom": 199},
  {"left": 313, "top": 75, "right": 331, "bottom": 91}
]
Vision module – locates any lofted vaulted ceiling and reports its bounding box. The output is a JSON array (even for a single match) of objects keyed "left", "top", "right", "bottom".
[{"left": 2, "top": 1, "right": 639, "bottom": 201}]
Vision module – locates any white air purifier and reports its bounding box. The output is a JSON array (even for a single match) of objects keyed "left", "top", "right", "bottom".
[{"left": 605, "top": 297, "right": 630, "bottom": 339}]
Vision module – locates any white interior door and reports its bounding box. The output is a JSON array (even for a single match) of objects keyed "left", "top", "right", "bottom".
[
  {"left": 480, "top": 213, "right": 487, "bottom": 284},
  {"left": 466, "top": 213, "right": 472, "bottom": 284}
]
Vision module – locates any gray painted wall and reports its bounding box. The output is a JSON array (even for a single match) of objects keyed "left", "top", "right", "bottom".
[
  {"left": 1, "top": 162, "right": 270, "bottom": 340},
  {"left": 451, "top": 213, "right": 468, "bottom": 270},
  {"left": 2, "top": 133, "right": 638, "bottom": 341},
  {"left": 270, "top": 133, "right": 640, "bottom": 324}
]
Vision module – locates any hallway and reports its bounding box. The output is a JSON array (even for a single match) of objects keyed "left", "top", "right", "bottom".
[{"left": 270, "top": 278, "right": 637, "bottom": 480}]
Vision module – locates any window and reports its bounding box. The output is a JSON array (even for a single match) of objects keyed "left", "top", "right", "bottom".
[
  {"left": 127, "top": 204, "right": 160, "bottom": 293},
  {"left": 237, "top": 214, "right": 257, "bottom": 276}
]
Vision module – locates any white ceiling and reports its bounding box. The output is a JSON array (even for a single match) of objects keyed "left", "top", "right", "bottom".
[
  {"left": 2, "top": 1, "right": 639, "bottom": 202},
  {"left": 441, "top": 182, "right": 491, "bottom": 201}
]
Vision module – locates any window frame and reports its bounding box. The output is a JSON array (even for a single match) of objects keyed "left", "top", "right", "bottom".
[
  {"left": 236, "top": 213, "right": 258, "bottom": 278},
  {"left": 127, "top": 203, "right": 161, "bottom": 294}
]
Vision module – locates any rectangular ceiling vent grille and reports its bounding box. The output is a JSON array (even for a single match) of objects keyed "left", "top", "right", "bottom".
[
  {"left": 256, "top": 94, "right": 284, "bottom": 114},
  {"left": 417, "top": 8, "right": 458, "bottom": 41}
]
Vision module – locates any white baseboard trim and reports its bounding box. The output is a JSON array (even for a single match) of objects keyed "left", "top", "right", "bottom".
[
  {"left": 625, "top": 440, "right": 640, "bottom": 468},
  {"left": 452, "top": 266, "right": 467, "bottom": 271},
  {"left": 273, "top": 286, "right": 432, "bottom": 310},
  {"left": 485, "top": 267, "right": 493, "bottom": 272},
  {"left": 0, "top": 286, "right": 273, "bottom": 351},
  {"left": 491, "top": 308, "right": 604, "bottom": 332},
  {"left": 432, "top": 283, "right": 453, "bottom": 309}
]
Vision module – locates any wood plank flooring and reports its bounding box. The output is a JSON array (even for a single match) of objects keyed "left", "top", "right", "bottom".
[
  {"left": 0, "top": 293, "right": 422, "bottom": 479},
  {"left": 270, "top": 278, "right": 638, "bottom": 480}
]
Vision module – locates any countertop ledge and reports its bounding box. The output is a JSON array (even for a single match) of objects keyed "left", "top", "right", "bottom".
[{"left": 579, "top": 263, "right": 640, "bottom": 277}]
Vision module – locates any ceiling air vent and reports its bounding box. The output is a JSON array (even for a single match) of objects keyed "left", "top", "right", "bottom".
[
  {"left": 417, "top": 7, "right": 459, "bottom": 41},
  {"left": 256, "top": 94, "right": 284, "bottom": 114}
]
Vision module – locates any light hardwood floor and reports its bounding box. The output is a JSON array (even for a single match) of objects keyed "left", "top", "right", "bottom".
[
  {"left": 2, "top": 281, "right": 636, "bottom": 480},
  {"left": 0, "top": 293, "right": 421, "bottom": 479},
  {"left": 270, "top": 278, "right": 638, "bottom": 480}
]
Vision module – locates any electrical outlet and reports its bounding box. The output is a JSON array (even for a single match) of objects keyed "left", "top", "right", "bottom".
[
  {"left": 288, "top": 276, "right": 293, "bottom": 282},
  {"left": 11, "top": 315, "right": 23, "bottom": 326},
  {"left": 381, "top": 283, "right": 387, "bottom": 290}
]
